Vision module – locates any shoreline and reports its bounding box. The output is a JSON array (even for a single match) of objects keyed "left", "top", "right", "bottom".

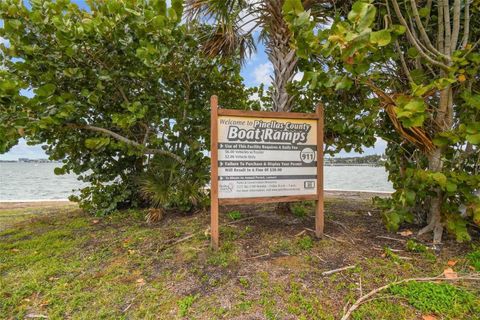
[{"left": 0, "top": 189, "right": 392, "bottom": 207}]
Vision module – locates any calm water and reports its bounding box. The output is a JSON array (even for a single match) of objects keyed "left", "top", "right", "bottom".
[{"left": 0, "top": 163, "right": 393, "bottom": 200}]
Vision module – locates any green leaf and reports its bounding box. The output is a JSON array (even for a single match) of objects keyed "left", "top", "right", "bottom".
[
  {"left": 402, "top": 115, "right": 425, "bottom": 128},
  {"left": 466, "top": 133, "right": 480, "bottom": 145},
  {"left": 446, "top": 215, "right": 471, "bottom": 243},
  {"left": 407, "top": 47, "right": 419, "bottom": 58},
  {"left": 473, "top": 207, "right": 480, "bottom": 226},
  {"left": 54, "top": 167, "right": 66, "bottom": 175},
  {"left": 171, "top": 0, "right": 183, "bottom": 19},
  {"left": 404, "top": 98, "right": 425, "bottom": 113},
  {"left": 390, "top": 24, "right": 406, "bottom": 35},
  {"left": 357, "top": 4, "right": 376, "bottom": 30},
  {"left": 370, "top": 30, "right": 391, "bottom": 46},
  {"left": 418, "top": 7, "right": 430, "bottom": 17},
  {"left": 36, "top": 84, "right": 56, "bottom": 97},
  {"left": 85, "top": 137, "right": 111, "bottom": 150},
  {"left": 282, "top": 0, "right": 304, "bottom": 14},
  {"left": 433, "top": 136, "right": 449, "bottom": 147},
  {"left": 446, "top": 181, "right": 457, "bottom": 193},
  {"left": 335, "top": 77, "right": 353, "bottom": 90},
  {"left": 405, "top": 190, "right": 416, "bottom": 205},
  {"left": 432, "top": 172, "right": 447, "bottom": 188}
]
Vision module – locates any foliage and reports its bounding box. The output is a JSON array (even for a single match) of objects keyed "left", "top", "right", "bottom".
[
  {"left": 297, "top": 235, "right": 314, "bottom": 250},
  {"left": 291, "top": 202, "right": 309, "bottom": 218},
  {"left": 177, "top": 294, "right": 198, "bottom": 317},
  {"left": 0, "top": 0, "right": 252, "bottom": 214},
  {"left": 138, "top": 155, "right": 208, "bottom": 213},
  {"left": 389, "top": 282, "right": 480, "bottom": 318},
  {"left": 227, "top": 210, "right": 243, "bottom": 221},
  {"left": 284, "top": 0, "right": 480, "bottom": 242},
  {"left": 405, "top": 239, "right": 428, "bottom": 253},
  {"left": 467, "top": 246, "right": 480, "bottom": 271}
]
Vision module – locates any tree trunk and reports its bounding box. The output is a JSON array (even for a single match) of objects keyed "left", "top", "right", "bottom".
[
  {"left": 418, "top": 85, "right": 452, "bottom": 244},
  {"left": 264, "top": 0, "right": 298, "bottom": 112},
  {"left": 263, "top": 0, "right": 298, "bottom": 213},
  {"left": 418, "top": 147, "right": 444, "bottom": 244}
]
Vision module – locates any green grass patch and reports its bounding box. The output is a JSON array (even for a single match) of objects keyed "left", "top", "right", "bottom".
[
  {"left": 389, "top": 282, "right": 480, "bottom": 319},
  {"left": 227, "top": 210, "right": 242, "bottom": 220},
  {"left": 467, "top": 246, "right": 480, "bottom": 271},
  {"left": 405, "top": 239, "right": 427, "bottom": 253},
  {"left": 207, "top": 241, "right": 239, "bottom": 267},
  {"left": 352, "top": 299, "right": 413, "bottom": 320},
  {"left": 297, "top": 235, "right": 314, "bottom": 250},
  {"left": 177, "top": 294, "right": 198, "bottom": 317}
]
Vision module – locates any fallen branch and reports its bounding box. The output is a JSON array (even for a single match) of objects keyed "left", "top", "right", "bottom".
[
  {"left": 322, "top": 265, "right": 356, "bottom": 276},
  {"left": 247, "top": 253, "right": 270, "bottom": 260},
  {"left": 295, "top": 230, "right": 306, "bottom": 237},
  {"left": 304, "top": 227, "right": 352, "bottom": 244},
  {"left": 324, "top": 233, "right": 352, "bottom": 244},
  {"left": 341, "top": 273, "right": 480, "bottom": 320},
  {"left": 376, "top": 235, "right": 406, "bottom": 243},
  {"left": 225, "top": 216, "right": 257, "bottom": 226}
]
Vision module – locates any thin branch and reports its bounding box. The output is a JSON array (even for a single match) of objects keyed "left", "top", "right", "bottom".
[
  {"left": 425, "top": 0, "right": 433, "bottom": 26},
  {"left": 142, "top": 125, "right": 150, "bottom": 146},
  {"left": 341, "top": 273, "right": 480, "bottom": 320},
  {"left": 322, "top": 265, "right": 356, "bottom": 276},
  {"left": 67, "top": 124, "right": 186, "bottom": 164},
  {"left": 394, "top": 40, "right": 413, "bottom": 83}
]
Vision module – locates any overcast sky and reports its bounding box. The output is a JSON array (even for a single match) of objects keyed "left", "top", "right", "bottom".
[{"left": 0, "top": 0, "right": 386, "bottom": 160}]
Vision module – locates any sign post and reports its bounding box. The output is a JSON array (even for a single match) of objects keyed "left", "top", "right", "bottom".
[{"left": 210, "top": 95, "right": 324, "bottom": 249}]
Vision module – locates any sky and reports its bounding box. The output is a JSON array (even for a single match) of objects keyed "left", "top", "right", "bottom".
[{"left": 0, "top": 1, "right": 386, "bottom": 161}]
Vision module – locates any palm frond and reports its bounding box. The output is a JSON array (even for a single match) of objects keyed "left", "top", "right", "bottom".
[{"left": 186, "top": 0, "right": 258, "bottom": 64}]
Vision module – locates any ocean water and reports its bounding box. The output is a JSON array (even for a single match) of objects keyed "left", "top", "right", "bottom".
[{"left": 0, "top": 163, "right": 393, "bottom": 200}]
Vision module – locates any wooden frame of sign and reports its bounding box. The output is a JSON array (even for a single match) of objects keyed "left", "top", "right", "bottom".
[{"left": 210, "top": 95, "right": 324, "bottom": 249}]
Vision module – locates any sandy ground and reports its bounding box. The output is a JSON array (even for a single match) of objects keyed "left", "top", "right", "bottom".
[
  {"left": 0, "top": 200, "right": 75, "bottom": 210},
  {"left": 0, "top": 190, "right": 390, "bottom": 210}
]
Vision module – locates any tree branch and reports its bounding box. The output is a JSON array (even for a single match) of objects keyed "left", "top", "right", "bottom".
[
  {"left": 443, "top": 0, "right": 452, "bottom": 54},
  {"left": 461, "top": 0, "right": 470, "bottom": 49},
  {"left": 67, "top": 124, "right": 186, "bottom": 164},
  {"left": 437, "top": 0, "right": 445, "bottom": 53},
  {"left": 394, "top": 40, "right": 413, "bottom": 83},
  {"left": 390, "top": 0, "right": 450, "bottom": 71},
  {"left": 409, "top": 0, "right": 450, "bottom": 60},
  {"left": 451, "top": 0, "right": 461, "bottom": 51}
]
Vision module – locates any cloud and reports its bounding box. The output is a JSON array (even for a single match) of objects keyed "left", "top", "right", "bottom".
[
  {"left": 253, "top": 62, "right": 273, "bottom": 86},
  {"left": 0, "top": 139, "right": 47, "bottom": 161},
  {"left": 293, "top": 71, "right": 304, "bottom": 82}
]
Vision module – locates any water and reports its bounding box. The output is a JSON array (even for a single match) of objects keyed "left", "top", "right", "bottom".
[
  {"left": 0, "top": 163, "right": 393, "bottom": 200},
  {"left": 0, "top": 163, "right": 86, "bottom": 200}
]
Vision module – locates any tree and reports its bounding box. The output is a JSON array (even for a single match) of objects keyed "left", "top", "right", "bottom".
[
  {"left": 285, "top": 0, "right": 480, "bottom": 244},
  {"left": 0, "top": 0, "right": 252, "bottom": 214},
  {"left": 186, "top": 0, "right": 337, "bottom": 112}
]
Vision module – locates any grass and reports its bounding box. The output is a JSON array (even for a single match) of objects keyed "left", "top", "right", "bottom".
[
  {"left": 467, "top": 246, "right": 480, "bottom": 271},
  {"left": 0, "top": 197, "right": 479, "bottom": 319},
  {"left": 389, "top": 282, "right": 480, "bottom": 319}
]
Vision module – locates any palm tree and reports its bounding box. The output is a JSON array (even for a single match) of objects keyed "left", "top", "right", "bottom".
[{"left": 186, "top": 0, "right": 331, "bottom": 112}]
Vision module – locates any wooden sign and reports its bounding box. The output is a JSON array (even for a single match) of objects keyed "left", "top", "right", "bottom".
[{"left": 210, "top": 95, "right": 324, "bottom": 249}]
